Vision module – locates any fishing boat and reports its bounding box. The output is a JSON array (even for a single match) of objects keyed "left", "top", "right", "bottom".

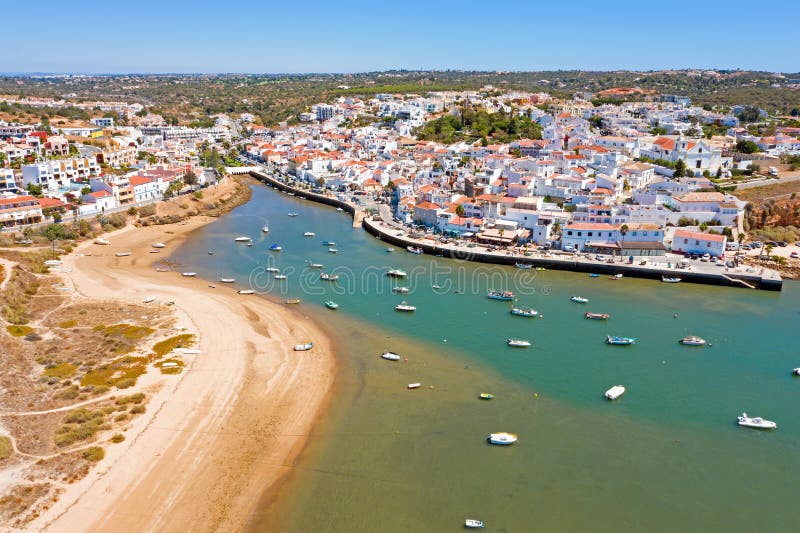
[
  {"left": 571, "top": 296, "right": 589, "bottom": 303},
  {"left": 324, "top": 300, "right": 339, "bottom": 309},
  {"left": 322, "top": 241, "right": 336, "bottom": 246},
  {"left": 395, "top": 301, "right": 416, "bottom": 312},
  {"left": 487, "top": 289, "right": 515, "bottom": 301},
  {"left": 320, "top": 272, "right": 339, "bottom": 281},
  {"left": 94, "top": 238, "right": 110, "bottom": 245},
  {"left": 407, "top": 383, "right": 422, "bottom": 389},
  {"left": 479, "top": 393, "right": 494, "bottom": 400},
  {"left": 679, "top": 336, "right": 707, "bottom": 346},
  {"left": 514, "top": 262, "right": 532, "bottom": 269},
  {"left": 293, "top": 342, "right": 313, "bottom": 351},
  {"left": 407, "top": 246, "right": 423, "bottom": 254},
  {"left": 303, "top": 231, "right": 315, "bottom": 237},
  {"left": 737, "top": 413, "right": 777, "bottom": 430},
  {"left": 182, "top": 272, "right": 197, "bottom": 277},
  {"left": 115, "top": 252, "right": 132, "bottom": 257},
  {"left": 392, "top": 286, "right": 410, "bottom": 294},
  {"left": 386, "top": 269, "right": 407, "bottom": 278},
  {"left": 287, "top": 212, "right": 299, "bottom": 217},
  {"left": 589, "top": 273, "right": 600, "bottom": 278},
  {"left": 262, "top": 225, "right": 269, "bottom": 233},
  {"left": 265, "top": 267, "right": 280, "bottom": 273},
  {"left": 381, "top": 351, "right": 401, "bottom": 361},
  {"left": 510, "top": 307, "right": 539, "bottom": 317},
  {"left": 234, "top": 236, "right": 252, "bottom": 242},
  {"left": 488, "top": 432, "right": 518, "bottom": 445},
  {"left": 662, "top": 276, "right": 682, "bottom": 283},
  {"left": 465, "top": 519, "right": 485, "bottom": 529},
  {"left": 238, "top": 289, "right": 255, "bottom": 295},
  {"left": 274, "top": 274, "right": 288, "bottom": 280},
  {"left": 269, "top": 244, "right": 283, "bottom": 251},
  {"left": 219, "top": 277, "right": 235, "bottom": 283},
  {"left": 285, "top": 299, "right": 301, "bottom": 304},
  {"left": 328, "top": 247, "right": 339, "bottom": 253},
  {"left": 152, "top": 242, "right": 166, "bottom": 248},
  {"left": 584, "top": 312, "right": 610, "bottom": 320},
  {"left": 506, "top": 338, "right": 531, "bottom": 347},
  {"left": 605, "top": 385, "right": 626, "bottom": 400},
  {"left": 386, "top": 247, "right": 394, "bottom": 253},
  {"left": 606, "top": 335, "right": 636, "bottom": 345},
  {"left": 309, "top": 263, "right": 324, "bottom": 269}
]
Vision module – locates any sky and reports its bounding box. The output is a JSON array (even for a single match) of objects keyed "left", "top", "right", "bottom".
[{"left": 3, "top": 0, "right": 798, "bottom": 74}]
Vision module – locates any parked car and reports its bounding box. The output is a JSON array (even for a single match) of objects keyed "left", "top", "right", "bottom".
[
  {"left": 791, "top": 252, "right": 799, "bottom": 259},
  {"left": 768, "top": 167, "right": 779, "bottom": 176},
  {"left": 778, "top": 241, "right": 787, "bottom": 247},
  {"left": 595, "top": 254, "right": 607, "bottom": 261}
]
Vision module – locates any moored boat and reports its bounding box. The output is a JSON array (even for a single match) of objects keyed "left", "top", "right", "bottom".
[
  {"left": 262, "top": 225, "right": 269, "bottom": 233},
  {"left": 274, "top": 274, "right": 288, "bottom": 280},
  {"left": 605, "top": 385, "right": 626, "bottom": 400},
  {"left": 238, "top": 289, "right": 255, "bottom": 294},
  {"left": 407, "top": 245, "right": 423, "bottom": 254},
  {"left": 219, "top": 277, "right": 235, "bottom": 283},
  {"left": 395, "top": 301, "right": 416, "bottom": 312},
  {"left": 115, "top": 252, "right": 132, "bottom": 257},
  {"left": 94, "top": 238, "right": 110, "bottom": 245},
  {"left": 392, "top": 286, "right": 410, "bottom": 293},
  {"left": 288, "top": 212, "right": 299, "bottom": 217},
  {"left": 465, "top": 519, "right": 485, "bottom": 529},
  {"left": 514, "top": 262, "right": 532, "bottom": 269},
  {"left": 479, "top": 393, "right": 494, "bottom": 400},
  {"left": 152, "top": 242, "right": 166, "bottom": 248},
  {"left": 589, "top": 273, "right": 600, "bottom": 278},
  {"left": 303, "top": 231, "right": 315, "bottom": 237},
  {"left": 793, "top": 368, "right": 800, "bottom": 376},
  {"left": 320, "top": 272, "right": 339, "bottom": 281},
  {"left": 324, "top": 300, "right": 339, "bottom": 309},
  {"left": 487, "top": 289, "right": 515, "bottom": 301},
  {"left": 386, "top": 247, "right": 394, "bottom": 252},
  {"left": 510, "top": 307, "right": 538, "bottom": 317},
  {"left": 407, "top": 383, "right": 422, "bottom": 389},
  {"left": 322, "top": 241, "right": 336, "bottom": 246},
  {"left": 266, "top": 267, "right": 280, "bottom": 272},
  {"left": 386, "top": 269, "right": 407, "bottom": 278},
  {"left": 585, "top": 312, "right": 610, "bottom": 320},
  {"left": 679, "top": 336, "right": 707, "bottom": 346},
  {"left": 571, "top": 296, "right": 589, "bottom": 303},
  {"left": 269, "top": 244, "right": 283, "bottom": 251},
  {"left": 381, "top": 351, "right": 401, "bottom": 361},
  {"left": 293, "top": 342, "right": 313, "bottom": 351},
  {"left": 328, "top": 247, "right": 339, "bottom": 253},
  {"left": 142, "top": 296, "right": 156, "bottom": 304},
  {"left": 488, "top": 432, "right": 518, "bottom": 445},
  {"left": 662, "top": 276, "right": 682, "bottom": 283},
  {"left": 737, "top": 412, "right": 777, "bottom": 429},
  {"left": 309, "top": 263, "right": 324, "bottom": 268},
  {"left": 285, "top": 298, "right": 301, "bottom": 304},
  {"left": 609, "top": 273, "right": 623, "bottom": 279},
  {"left": 182, "top": 272, "right": 197, "bottom": 277},
  {"left": 506, "top": 338, "right": 531, "bottom": 347},
  {"left": 234, "top": 236, "right": 252, "bottom": 242},
  {"left": 606, "top": 335, "right": 635, "bottom": 345}
]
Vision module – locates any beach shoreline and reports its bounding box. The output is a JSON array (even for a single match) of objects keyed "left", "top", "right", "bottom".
[{"left": 29, "top": 215, "right": 337, "bottom": 532}]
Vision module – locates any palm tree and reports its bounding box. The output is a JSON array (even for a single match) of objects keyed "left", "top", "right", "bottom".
[
  {"left": 619, "top": 224, "right": 629, "bottom": 260},
  {"left": 455, "top": 204, "right": 465, "bottom": 217}
]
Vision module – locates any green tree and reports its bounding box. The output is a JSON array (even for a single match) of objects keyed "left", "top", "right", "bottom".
[
  {"left": 735, "top": 140, "right": 760, "bottom": 154},
  {"left": 26, "top": 183, "right": 43, "bottom": 197},
  {"left": 673, "top": 159, "right": 686, "bottom": 178},
  {"left": 455, "top": 204, "right": 465, "bottom": 217},
  {"left": 182, "top": 171, "right": 198, "bottom": 186},
  {"left": 81, "top": 186, "right": 92, "bottom": 195}
]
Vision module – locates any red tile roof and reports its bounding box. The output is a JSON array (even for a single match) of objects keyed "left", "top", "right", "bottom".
[{"left": 674, "top": 229, "right": 725, "bottom": 243}]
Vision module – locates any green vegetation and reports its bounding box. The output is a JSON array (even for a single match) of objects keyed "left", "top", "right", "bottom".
[
  {"left": 156, "top": 358, "right": 185, "bottom": 375},
  {"left": 43, "top": 362, "right": 78, "bottom": 379},
  {"left": 152, "top": 334, "right": 195, "bottom": 357},
  {"left": 55, "top": 408, "right": 110, "bottom": 447},
  {"left": 0, "top": 436, "right": 11, "bottom": 460},
  {"left": 115, "top": 392, "right": 145, "bottom": 406},
  {"left": 110, "top": 433, "right": 125, "bottom": 443},
  {"left": 80, "top": 356, "right": 148, "bottom": 389},
  {"left": 6, "top": 325, "right": 34, "bottom": 337},
  {"left": 735, "top": 140, "right": 760, "bottom": 154},
  {"left": 58, "top": 319, "right": 78, "bottom": 328},
  {"left": 416, "top": 108, "right": 542, "bottom": 144},
  {"left": 82, "top": 446, "right": 105, "bottom": 462},
  {"left": 93, "top": 323, "right": 154, "bottom": 341}
]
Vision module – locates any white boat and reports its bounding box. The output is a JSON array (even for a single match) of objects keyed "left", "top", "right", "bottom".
[
  {"left": 115, "top": 252, "right": 132, "bottom": 257},
  {"left": 320, "top": 272, "right": 339, "bottom": 281},
  {"left": 94, "top": 238, "right": 110, "bottom": 245},
  {"left": 395, "top": 301, "right": 416, "bottom": 312},
  {"left": 386, "top": 247, "right": 394, "bottom": 252},
  {"left": 182, "top": 272, "right": 197, "bottom": 277},
  {"left": 288, "top": 212, "right": 299, "bottom": 217},
  {"left": 155, "top": 267, "right": 170, "bottom": 272},
  {"left": 142, "top": 296, "right": 156, "bottom": 304},
  {"left": 510, "top": 307, "right": 538, "bottom": 317},
  {"left": 737, "top": 413, "right": 777, "bottom": 429},
  {"left": 309, "top": 263, "right": 324, "bottom": 269},
  {"left": 238, "top": 289, "right": 255, "bottom": 295},
  {"left": 607, "top": 335, "right": 635, "bottom": 345},
  {"left": 604, "top": 385, "right": 626, "bottom": 400},
  {"left": 304, "top": 231, "right": 316, "bottom": 237},
  {"left": 514, "top": 262, "right": 532, "bottom": 269},
  {"left": 234, "top": 236, "right": 252, "bottom": 242},
  {"left": 328, "top": 247, "right": 339, "bottom": 253},
  {"left": 465, "top": 519, "right": 485, "bottom": 529},
  {"left": 662, "top": 276, "right": 682, "bottom": 283},
  {"left": 506, "top": 338, "right": 531, "bottom": 347},
  {"left": 392, "top": 286, "right": 410, "bottom": 294},
  {"left": 488, "top": 432, "right": 518, "bottom": 445},
  {"left": 220, "top": 277, "right": 236, "bottom": 283},
  {"left": 407, "top": 383, "right": 422, "bottom": 389},
  {"left": 322, "top": 241, "right": 336, "bottom": 246},
  {"left": 407, "top": 246, "right": 423, "bottom": 254},
  {"left": 269, "top": 244, "right": 283, "bottom": 251},
  {"left": 386, "top": 269, "right": 407, "bottom": 278},
  {"left": 571, "top": 296, "right": 589, "bottom": 303},
  {"left": 793, "top": 368, "right": 800, "bottom": 376},
  {"left": 44, "top": 259, "right": 62, "bottom": 266},
  {"left": 149, "top": 249, "right": 160, "bottom": 254},
  {"left": 265, "top": 267, "right": 280, "bottom": 273},
  {"left": 152, "top": 242, "right": 166, "bottom": 248},
  {"left": 381, "top": 351, "right": 401, "bottom": 361},
  {"left": 274, "top": 274, "right": 288, "bottom": 280},
  {"left": 262, "top": 225, "right": 269, "bottom": 233},
  {"left": 336, "top": 207, "right": 344, "bottom": 212},
  {"left": 679, "top": 336, "right": 707, "bottom": 346},
  {"left": 293, "top": 342, "right": 313, "bottom": 351}
]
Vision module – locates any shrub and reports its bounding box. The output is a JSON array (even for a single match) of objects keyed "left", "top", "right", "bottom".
[
  {"left": 110, "top": 433, "right": 125, "bottom": 443},
  {"left": 0, "top": 436, "right": 11, "bottom": 460},
  {"left": 82, "top": 447, "right": 105, "bottom": 462},
  {"left": 130, "top": 405, "right": 146, "bottom": 415}
]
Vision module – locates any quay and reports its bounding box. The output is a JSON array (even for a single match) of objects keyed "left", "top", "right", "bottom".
[{"left": 250, "top": 170, "right": 783, "bottom": 291}]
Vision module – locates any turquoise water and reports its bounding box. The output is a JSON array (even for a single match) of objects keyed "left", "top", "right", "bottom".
[{"left": 171, "top": 185, "right": 800, "bottom": 532}]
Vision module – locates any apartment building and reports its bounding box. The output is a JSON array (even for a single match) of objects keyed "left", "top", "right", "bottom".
[{"left": 0, "top": 194, "right": 43, "bottom": 227}]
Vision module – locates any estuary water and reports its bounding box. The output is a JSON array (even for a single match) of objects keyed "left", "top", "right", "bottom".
[{"left": 170, "top": 184, "right": 800, "bottom": 532}]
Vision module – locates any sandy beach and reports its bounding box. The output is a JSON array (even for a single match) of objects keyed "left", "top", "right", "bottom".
[{"left": 29, "top": 217, "right": 336, "bottom": 532}]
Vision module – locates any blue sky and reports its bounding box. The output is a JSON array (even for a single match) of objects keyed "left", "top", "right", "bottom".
[{"left": 4, "top": 0, "right": 798, "bottom": 73}]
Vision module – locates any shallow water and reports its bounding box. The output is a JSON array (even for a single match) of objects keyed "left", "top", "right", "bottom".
[{"left": 171, "top": 185, "right": 800, "bottom": 532}]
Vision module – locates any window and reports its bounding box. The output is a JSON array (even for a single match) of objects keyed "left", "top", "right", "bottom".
[
  {"left": 588, "top": 232, "right": 593, "bottom": 237},
  {"left": 643, "top": 231, "right": 648, "bottom": 236},
  {"left": 632, "top": 231, "right": 638, "bottom": 236},
  {"left": 567, "top": 231, "right": 573, "bottom": 236},
  {"left": 696, "top": 160, "right": 701, "bottom": 169}
]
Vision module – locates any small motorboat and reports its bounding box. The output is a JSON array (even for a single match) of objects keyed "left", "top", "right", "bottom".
[
  {"left": 609, "top": 273, "right": 623, "bottom": 280},
  {"left": 269, "top": 244, "right": 283, "bottom": 251},
  {"left": 246, "top": 242, "right": 253, "bottom": 247},
  {"left": 320, "top": 272, "right": 339, "bottom": 281},
  {"left": 395, "top": 301, "right": 416, "bottom": 312},
  {"left": 386, "top": 269, "right": 407, "bottom": 278},
  {"left": 431, "top": 284, "right": 442, "bottom": 290},
  {"left": 234, "top": 236, "right": 252, "bottom": 242},
  {"left": 328, "top": 247, "right": 339, "bottom": 253},
  {"left": 238, "top": 289, "right": 255, "bottom": 295},
  {"left": 207, "top": 251, "right": 214, "bottom": 255},
  {"left": 266, "top": 267, "right": 280, "bottom": 273},
  {"left": 585, "top": 312, "right": 610, "bottom": 320},
  {"left": 149, "top": 249, "right": 160, "bottom": 254},
  {"left": 287, "top": 212, "right": 299, "bottom": 217},
  {"left": 381, "top": 351, "right": 401, "bottom": 361},
  {"left": 662, "top": 276, "right": 682, "bottom": 283},
  {"left": 324, "top": 300, "right": 339, "bottom": 309},
  {"left": 605, "top": 385, "right": 626, "bottom": 400},
  {"left": 94, "top": 238, "right": 110, "bottom": 245},
  {"left": 737, "top": 413, "right": 777, "bottom": 430},
  {"left": 571, "top": 296, "right": 589, "bottom": 303},
  {"left": 309, "top": 263, "right": 324, "bottom": 268},
  {"left": 262, "top": 225, "right": 269, "bottom": 233},
  {"left": 156, "top": 267, "right": 170, "bottom": 272},
  {"left": 219, "top": 277, "right": 235, "bottom": 283},
  {"left": 115, "top": 252, "right": 132, "bottom": 257},
  {"left": 793, "top": 368, "right": 800, "bottom": 376},
  {"left": 606, "top": 335, "right": 636, "bottom": 345},
  {"left": 514, "top": 262, "right": 532, "bottom": 269},
  {"left": 303, "top": 231, "right": 315, "bottom": 237},
  {"left": 293, "top": 342, "right": 313, "bottom": 351},
  {"left": 407, "top": 383, "right": 422, "bottom": 389},
  {"left": 589, "top": 273, "right": 600, "bottom": 278},
  {"left": 274, "top": 274, "right": 288, "bottom": 280},
  {"left": 487, "top": 289, "right": 515, "bottom": 301},
  {"left": 392, "top": 286, "right": 410, "bottom": 294},
  {"left": 142, "top": 296, "right": 156, "bottom": 304},
  {"left": 386, "top": 247, "right": 394, "bottom": 253},
  {"left": 506, "top": 338, "right": 531, "bottom": 347},
  {"left": 322, "top": 241, "right": 336, "bottom": 246},
  {"left": 479, "top": 393, "right": 494, "bottom": 400},
  {"left": 465, "top": 519, "right": 485, "bottom": 529},
  {"left": 407, "top": 246, "right": 423, "bottom": 254},
  {"left": 152, "top": 242, "right": 166, "bottom": 248},
  {"left": 336, "top": 207, "right": 344, "bottom": 212},
  {"left": 182, "top": 272, "right": 197, "bottom": 277},
  {"left": 285, "top": 299, "right": 301, "bottom": 304},
  {"left": 679, "top": 336, "right": 707, "bottom": 346},
  {"left": 510, "top": 307, "right": 538, "bottom": 317},
  {"left": 487, "top": 432, "right": 518, "bottom": 445}
]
